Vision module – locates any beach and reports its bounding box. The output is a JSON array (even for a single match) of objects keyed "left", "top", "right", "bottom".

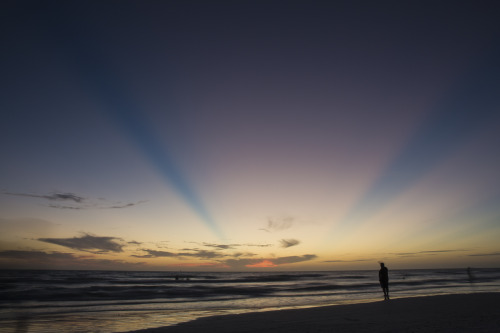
[
  {"left": 2, "top": 269, "right": 500, "bottom": 332},
  {"left": 129, "top": 293, "right": 500, "bottom": 333}
]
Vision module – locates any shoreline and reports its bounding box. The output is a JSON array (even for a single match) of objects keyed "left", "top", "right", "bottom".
[{"left": 127, "top": 292, "right": 500, "bottom": 333}]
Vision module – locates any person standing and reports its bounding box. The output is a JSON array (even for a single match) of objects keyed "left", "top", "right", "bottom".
[{"left": 379, "top": 262, "right": 389, "bottom": 300}]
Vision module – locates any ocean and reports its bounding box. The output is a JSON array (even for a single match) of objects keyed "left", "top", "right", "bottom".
[{"left": 1, "top": 268, "right": 499, "bottom": 333}]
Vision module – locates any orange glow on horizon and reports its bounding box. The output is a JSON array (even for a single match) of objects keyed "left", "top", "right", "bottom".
[{"left": 246, "top": 260, "right": 277, "bottom": 268}]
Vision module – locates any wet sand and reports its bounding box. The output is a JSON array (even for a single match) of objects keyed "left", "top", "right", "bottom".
[{"left": 128, "top": 293, "right": 500, "bottom": 333}]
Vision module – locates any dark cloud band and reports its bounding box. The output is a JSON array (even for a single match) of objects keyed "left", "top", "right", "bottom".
[{"left": 38, "top": 234, "right": 124, "bottom": 253}]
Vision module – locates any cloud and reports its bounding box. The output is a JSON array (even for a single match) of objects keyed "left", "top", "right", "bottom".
[
  {"left": 188, "top": 242, "right": 273, "bottom": 250},
  {"left": 133, "top": 242, "right": 265, "bottom": 262},
  {"left": 38, "top": 234, "right": 124, "bottom": 253},
  {"left": 180, "top": 250, "right": 225, "bottom": 259},
  {"left": 273, "top": 255, "right": 317, "bottom": 265},
  {"left": 107, "top": 201, "right": 148, "bottom": 209},
  {"left": 468, "top": 252, "right": 500, "bottom": 257},
  {"left": 132, "top": 249, "right": 176, "bottom": 258},
  {"left": 47, "top": 193, "right": 84, "bottom": 202},
  {"left": 3, "top": 191, "right": 145, "bottom": 210},
  {"left": 202, "top": 243, "right": 236, "bottom": 250},
  {"left": 222, "top": 254, "right": 317, "bottom": 269},
  {"left": 391, "top": 249, "right": 468, "bottom": 257},
  {"left": 0, "top": 247, "right": 316, "bottom": 270},
  {"left": 0, "top": 250, "right": 146, "bottom": 270},
  {"left": 245, "top": 243, "right": 273, "bottom": 247},
  {"left": 133, "top": 248, "right": 314, "bottom": 266},
  {"left": 133, "top": 249, "right": 226, "bottom": 259},
  {"left": 232, "top": 252, "right": 257, "bottom": 258},
  {"left": 279, "top": 239, "right": 300, "bottom": 248},
  {"left": 48, "top": 205, "right": 83, "bottom": 210},
  {"left": 188, "top": 242, "right": 272, "bottom": 249},
  {"left": 260, "top": 216, "right": 294, "bottom": 232},
  {"left": 418, "top": 250, "right": 467, "bottom": 254},
  {"left": 4, "top": 191, "right": 84, "bottom": 202}
]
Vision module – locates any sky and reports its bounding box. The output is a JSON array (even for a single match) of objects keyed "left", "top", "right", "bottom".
[{"left": 1, "top": 0, "right": 500, "bottom": 271}]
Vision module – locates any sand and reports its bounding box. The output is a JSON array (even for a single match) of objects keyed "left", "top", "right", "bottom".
[{"left": 128, "top": 293, "right": 500, "bottom": 333}]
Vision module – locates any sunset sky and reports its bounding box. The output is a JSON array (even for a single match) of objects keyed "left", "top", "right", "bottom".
[{"left": 1, "top": 1, "right": 500, "bottom": 271}]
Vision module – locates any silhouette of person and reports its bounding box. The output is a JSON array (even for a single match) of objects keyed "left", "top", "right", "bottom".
[{"left": 379, "top": 262, "right": 389, "bottom": 300}]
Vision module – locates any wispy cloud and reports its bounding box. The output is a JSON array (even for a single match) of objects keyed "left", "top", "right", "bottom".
[
  {"left": 244, "top": 243, "right": 273, "bottom": 248},
  {"left": 202, "top": 243, "right": 236, "bottom": 250},
  {"left": 180, "top": 250, "right": 225, "bottom": 259},
  {"left": 391, "top": 249, "right": 468, "bottom": 257},
  {"left": 279, "top": 239, "right": 300, "bottom": 248},
  {"left": 38, "top": 234, "right": 124, "bottom": 253},
  {"left": 107, "top": 201, "right": 147, "bottom": 209},
  {"left": 132, "top": 249, "right": 176, "bottom": 258},
  {"left": 468, "top": 252, "right": 500, "bottom": 257},
  {"left": 3, "top": 191, "right": 145, "bottom": 210},
  {"left": 260, "top": 216, "right": 294, "bottom": 232},
  {"left": 133, "top": 249, "right": 227, "bottom": 259},
  {"left": 5, "top": 191, "right": 84, "bottom": 202},
  {"left": 273, "top": 255, "right": 317, "bottom": 264},
  {"left": 232, "top": 252, "right": 257, "bottom": 258},
  {"left": 187, "top": 242, "right": 273, "bottom": 249},
  {"left": 48, "top": 204, "right": 84, "bottom": 210}
]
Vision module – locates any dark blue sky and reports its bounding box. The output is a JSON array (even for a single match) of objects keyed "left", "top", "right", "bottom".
[{"left": 1, "top": 1, "right": 500, "bottom": 270}]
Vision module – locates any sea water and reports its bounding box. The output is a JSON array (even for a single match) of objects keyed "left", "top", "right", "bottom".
[{"left": 1, "top": 268, "right": 499, "bottom": 332}]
